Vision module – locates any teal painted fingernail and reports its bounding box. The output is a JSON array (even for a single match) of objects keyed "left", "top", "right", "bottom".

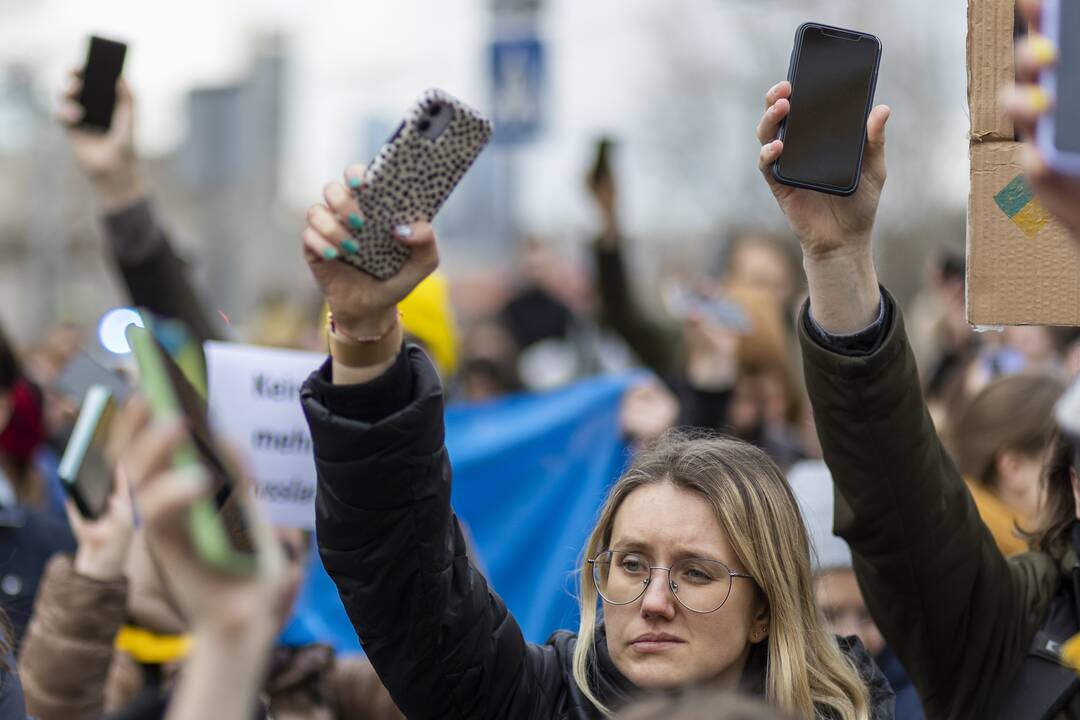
[
  {"left": 348, "top": 176, "right": 361, "bottom": 189},
  {"left": 322, "top": 246, "right": 339, "bottom": 260},
  {"left": 348, "top": 213, "right": 365, "bottom": 231},
  {"left": 342, "top": 239, "right": 359, "bottom": 254}
]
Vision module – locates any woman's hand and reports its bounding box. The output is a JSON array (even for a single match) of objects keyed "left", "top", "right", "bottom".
[
  {"left": 119, "top": 409, "right": 284, "bottom": 638},
  {"left": 756, "top": 81, "right": 888, "bottom": 334},
  {"left": 68, "top": 396, "right": 152, "bottom": 582},
  {"left": 756, "top": 81, "right": 890, "bottom": 259},
  {"left": 56, "top": 69, "right": 143, "bottom": 212},
  {"left": 1005, "top": 0, "right": 1080, "bottom": 242},
  {"left": 303, "top": 164, "right": 439, "bottom": 342},
  {"left": 620, "top": 381, "right": 680, "bottom": 444}
]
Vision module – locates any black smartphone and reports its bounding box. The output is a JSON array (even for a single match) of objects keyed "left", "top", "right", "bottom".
[
  {"left": 590, "top": 137, "right": 614, "bottom": 188},
  {"left": 773, "top": 23, "right": 882, "bottom": 196},
  {"left": 58, "top": 386, "right": 115, "bottom": 519},
  {"left": 77, "top": 36, "right": 127, "bottom": 131}
]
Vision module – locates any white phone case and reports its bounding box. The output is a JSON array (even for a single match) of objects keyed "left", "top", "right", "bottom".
[{"left": 340, "top": 89, "right": 493, "bottom": 279}]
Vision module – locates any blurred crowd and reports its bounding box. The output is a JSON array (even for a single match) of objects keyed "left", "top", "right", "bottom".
[{"left": 0, "top": 1, "right": 1076, "bottom": 718}]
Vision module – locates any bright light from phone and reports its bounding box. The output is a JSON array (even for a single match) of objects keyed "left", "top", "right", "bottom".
[{"left": 98, "top": 308, "right": 144, "bottom": 355}]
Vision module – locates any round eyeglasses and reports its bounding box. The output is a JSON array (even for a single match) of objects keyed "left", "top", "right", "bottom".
[{"left": 587, "top": 550, "right": 754, "bottom": 614}]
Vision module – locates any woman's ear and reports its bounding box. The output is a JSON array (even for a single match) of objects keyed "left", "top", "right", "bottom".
[{"left": 750, "top": 599, "right": 770, "bottom": 645}]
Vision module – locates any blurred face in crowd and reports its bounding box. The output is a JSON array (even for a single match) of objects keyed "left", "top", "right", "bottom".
[
  {"left": 1005, "top": 326, "right": 1057, "bottom": 367},
  {"left": 995, "top": 448, "right": 1049, "bottom": 521},
  {"left": 729, "top": 240, "right": 794, "bottom": 309},
  {"left": 813, "top": 568, "right": 884, "bottom": 657},
  {"left": 603, "top": 482, "right": 766, "bottom": 689}
]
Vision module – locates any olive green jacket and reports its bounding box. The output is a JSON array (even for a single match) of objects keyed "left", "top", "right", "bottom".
[{"left": 799, "top": 292, "right": 1077, "bottom": 719}]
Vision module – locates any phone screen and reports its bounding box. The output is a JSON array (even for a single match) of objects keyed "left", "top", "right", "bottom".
[
  {"left": 78, "top": 36, "right": 127, "bottom": 131},
  {"left": 1055, "top": 0, "right": 1080, "bottom": 153},
  {"left": 776, "top": 26, "right": 880, "bottom": 192}
]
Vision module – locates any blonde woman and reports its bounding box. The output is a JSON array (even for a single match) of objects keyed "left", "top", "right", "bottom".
[{"left": 298, "top": 163, "right": 892, "bottom": 719}]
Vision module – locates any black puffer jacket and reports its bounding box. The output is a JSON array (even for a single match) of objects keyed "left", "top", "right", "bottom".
[{"left": 301, "top": 345, "right": 895, "bottom": 719}]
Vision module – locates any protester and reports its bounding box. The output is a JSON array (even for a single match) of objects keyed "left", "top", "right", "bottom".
[
  {"left": 297, "top": 163, "right": 894, "bottom": 719},
  {"left": 755, "top": 0, "right": 1080, "bottom": 711},
  {"left": 20, "top": 393, "right": 403, "bottom": 720},
  {"left": 119, "top": 402, "right": 286, "bottom": 720},
  {"left": 949, "top": 373, "right": 1064, "bottom": 556},
  {"left": 56, "top": 71, "right": 221, "bottom": 347},
  {"left": 0, "top": 325, "right": 77, "bottom": 645},
  {"left": 587, "top": 172, "right": 806, "bottom": 469}
]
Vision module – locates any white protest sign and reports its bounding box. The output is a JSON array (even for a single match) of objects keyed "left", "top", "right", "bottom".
[{"left": 205, "top": 341, "right": 325, "bottom": 529}]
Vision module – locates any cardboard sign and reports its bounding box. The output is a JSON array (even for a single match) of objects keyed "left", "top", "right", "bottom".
[
  {"left": 966, "top": 0, "right": 1080, "bottom": 326},
  {"left": 205, "top": 342, "right": 325, "bottom": 529}
]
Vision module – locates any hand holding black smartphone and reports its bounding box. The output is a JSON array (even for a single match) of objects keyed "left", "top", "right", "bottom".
[
  {"left": 77, "top": 36, "right": 127, "bottom": 132},
  {"left": 773, "top": 23, "right": 881, "bottom": 196}
]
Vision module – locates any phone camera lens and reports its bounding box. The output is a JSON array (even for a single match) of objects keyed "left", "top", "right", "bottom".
[
  {"left": 418, "top": 119, "right": 432, "bottom": 133},
  {"left": 428, "top": 103, "right": 442, "bottom": 116}
]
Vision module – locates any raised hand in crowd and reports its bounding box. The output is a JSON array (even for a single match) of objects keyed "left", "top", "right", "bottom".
[
  {"left": 304, "top": 163, "right": 438, "bottom": 383},
  {"left": 1006, "top": 0, "right": 1080, "bottom": 242},
  {"left": 122, "top": 410, "right": 285, "bottom": 720},
  {"left": 757, "top": 80, "right": 890, "bottom": 333},
  {"left": 619, "top": 380, "right": 680, "bottom": 445},
  {"left": 56, "top": 69, "right": 144, "bottom": 213},
  {"left": 684, "top": 314, "right": 741, "bottom": 392}
]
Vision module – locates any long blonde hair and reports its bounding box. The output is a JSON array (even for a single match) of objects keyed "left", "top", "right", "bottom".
[{"left": 573, "top": 431, "right": 870, "bottom": 719}]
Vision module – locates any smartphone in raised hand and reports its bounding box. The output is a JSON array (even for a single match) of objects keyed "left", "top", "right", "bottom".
[
  {"left": 58, "top": 385, "right": 116, "bottom": 520},
  {"left": 773, "top": 23, "right": 882, "bottom": 196},
  {"left": 77, "top": 35, "right": 127, "bottom": 132},
  {"left": 340, "top": 89, "right": 493, "bottom": 280},
  {"left": 126, "top": 319, "right": 256, "bottom": 575},
  {"left": 1037, "top": 0, "right": 1080, "bottom": 176}
]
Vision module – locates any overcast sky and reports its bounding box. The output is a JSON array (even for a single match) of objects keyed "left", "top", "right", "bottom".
[{"left": 0, "top": 0, "right": 970, "bottom": 238}]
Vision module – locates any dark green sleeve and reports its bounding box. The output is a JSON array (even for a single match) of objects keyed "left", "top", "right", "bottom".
[
  {"left": 799, "top": 290, "right": 1049, "bottom": 719},
  {"left": 103, "top": 199, "right": 222, "bottom": 345},
  {"left": 592, "top": 238, "right": 681, "bottom": 377}
]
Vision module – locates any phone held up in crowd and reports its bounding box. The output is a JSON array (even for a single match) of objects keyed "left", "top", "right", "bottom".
[{"left": 772, "top": 23, "right": 881, "bottom": 196}]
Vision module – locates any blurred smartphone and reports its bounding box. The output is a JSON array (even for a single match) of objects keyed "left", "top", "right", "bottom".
[
  {"left": 773, "top": 23, "right": 882, "bottom": 196},
  {"left": 590, "top": 137, "right": 614, "bottom": 188},
  {"left": 126, "top": 320, "right": 255, "bottom": 575},
  {"left": 54, "top": 352, "right": 130, "bottom": 404},
  {"left": 57, "top": 385, "right": 115, "bottom": 519},
  {"left": 340, "top": 89, "right": 493, "bottom": 280},
  {"left": 77, "top": 36, "right": 127, "bottom": 131},
  {"left": 664, "top": 286, "right": 752, "bottom": 334},
  {"left": 1058, "top": 376, "right": 1080, "bottom": 470},
  {"left": 1037, "top": 0, "right": 1080, "bottom": 175}
]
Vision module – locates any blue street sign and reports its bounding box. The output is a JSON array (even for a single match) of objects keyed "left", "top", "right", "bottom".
[{"left": 490, "top": 37, "right": 544, "bottom": 144}]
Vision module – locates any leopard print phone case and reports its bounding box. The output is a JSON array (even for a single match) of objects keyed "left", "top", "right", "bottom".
[{"left": 339, "top": 89, "right": 493, "bottom": 280}]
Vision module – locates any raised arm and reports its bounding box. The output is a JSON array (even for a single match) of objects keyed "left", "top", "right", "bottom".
[
  {"left": 57, "top": 72, "right": 220, "bottom": 345},
  {"left": 299, "top": 164, "right": 564, "bottom": 719},
  {"left": 587, "top": 158, "right": 682, "bottom": 377},
  {"left": 756, "top": 82, "right": 1045, "bottom": 716}
]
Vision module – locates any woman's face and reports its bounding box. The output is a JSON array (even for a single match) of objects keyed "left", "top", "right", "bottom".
[{"left": 603, "top": 482, "right": 767, "bottom": 690}]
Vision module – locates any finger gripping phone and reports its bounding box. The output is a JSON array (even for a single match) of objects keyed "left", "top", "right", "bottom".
[
  {"left": 58, "top": 385, "right": 115, "bottom": 519},
  {"left": 340, "top": 89, "right": 493, "bottom": 280},
  {"left": 1037, "top": 0, "right": 1080, "bottom": 176},
  {"left": 127, "top": 318, "right": 256, "bottom": 575},
  {"left": 78, "top": 36, "right": 127, "bottom": 132},
  {"left": 773, "top": 23, "right": 882, "bottom": 196}
]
